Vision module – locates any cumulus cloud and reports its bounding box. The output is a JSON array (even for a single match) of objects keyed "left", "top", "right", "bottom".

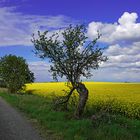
[
  {"left": 0, "top": 7, "right": 76, "bottom": 46},
  {"left": 28, "top": 61, "right": 52, "bottom": 82},
  {"left": 104, "top": 42, "right": 140, "bottom": 56},
  {"left": 96, "top": 41, "right": 140, "bottom": 82},
  {"left": 0, "top": 8, "right": 140, "bottom": 82},
  {"left": 28, "top": 12, "right": 140, "bottom": 82},
  {"left": 102, "top": 42, "right": 140, "bottom": 67},
  {"left": 87, "top": 12, "right": 140, "bottom": 44},
  {"left": 28, "top": 61, "right": 67, "bottom": 82},
  {"left": 87, "top": 12, "right": 140, "bottom": 82},
  {"left": 91, "top": 67, "right": 140, "bottom": 82},
  {"left": 86, "top": 54, "right": 139, "bottom": 82}
]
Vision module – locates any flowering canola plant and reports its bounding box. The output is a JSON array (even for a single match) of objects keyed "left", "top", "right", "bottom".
[{"left": 25, "top": 82, "right": 140, "bottom": 118}]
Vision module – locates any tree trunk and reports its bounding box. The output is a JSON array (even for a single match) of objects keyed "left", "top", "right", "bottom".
[
  {"left": 75, "top": 82, "right": 88, "bottom": 119},
  {"left": 8, "top": 87, "right": 15, "bottom": 94},
  {"left": 54, "top": 86, "right": 75, "bottom": 110},
  {"left": 63, "top": 87, "right": 76, "bottom": 110}
]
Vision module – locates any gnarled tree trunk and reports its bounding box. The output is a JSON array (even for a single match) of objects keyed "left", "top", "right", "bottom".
[
  {"left": 54, "top": 86, "right": 76, "bottom": 110},
  {"left": 75, "top": 82, "right": 89, "bottom": 119},
  {"left": 54, "top": 82, "right": 88, "bottom": 118}
]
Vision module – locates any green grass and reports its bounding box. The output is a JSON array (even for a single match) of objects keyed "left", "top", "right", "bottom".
[{"left": 0, "top": 91, "right": 140, "bottom": 140}]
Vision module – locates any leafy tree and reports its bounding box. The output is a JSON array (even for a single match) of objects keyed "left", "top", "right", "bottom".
[
  {"left": 32, "top": 24, "right": 107, "bottom": 118},
  {"left": 0, "top": 54, "right": 34, "bottom": 93}
]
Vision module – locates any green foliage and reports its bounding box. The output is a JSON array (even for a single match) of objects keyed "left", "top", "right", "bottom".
[
  {"left": 0, "top": 54, "right": 34, "bottom": 93},
  {"left": 32, "top": 24, "right": 108, "bottom": 118},
  {"left": 32, "top": 24, "right": 107, "bottom": 84}
]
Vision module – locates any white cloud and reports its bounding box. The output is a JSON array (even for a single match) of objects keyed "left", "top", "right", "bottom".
[
  {"left": 1, "top": 8, "right": 140, "bottom": 82},
  {"left": 28, "top": 61, "right": 52, "bottom": 82},
  {"left": 28, "top": 61, "right": 67, "bottom": 82},
  {"left": 29, "top": 11, "right": 140, "bottom": 82},
  {"left": 87, "top": 12, "right": 140, "bottom": 44},
  {"left": 0, "top": 7, "right": 76, "bottom": 46},
  {"left": 118, "top": 12, "right": 138, "bottom": 25},
  {"left": 105, "top": 42, "right": 140, "bottom": 56},
  {"left": 87, "top": 12, "right": 140, "bottom": 82},
  {"left": 87, "top": 67, "right": 140, "bottom": 82},
  {"left": 94, "top": 42, "right": 140, "bottom": 82},
  {"left": 103, "top": 42, "right": 140, "bottom": 66}
]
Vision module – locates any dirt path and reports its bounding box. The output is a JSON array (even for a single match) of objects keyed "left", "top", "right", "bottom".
[{"left": 0, "top": 97, "right": 44, "bottom": 140}]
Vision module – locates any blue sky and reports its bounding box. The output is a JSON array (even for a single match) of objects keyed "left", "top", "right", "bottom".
[
  {"left": 0, "top": 0, "right": 140, "bottom": 82},
  {"left": 1, "top": 0, "right": 140, "bottom": 22}
]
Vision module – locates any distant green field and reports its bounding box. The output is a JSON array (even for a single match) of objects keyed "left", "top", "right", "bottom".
[{"left": 25, "top": 82, "right": 140, "bottom": 118}]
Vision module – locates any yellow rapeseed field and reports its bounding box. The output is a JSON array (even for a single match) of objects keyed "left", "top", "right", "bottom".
[{"left": 25, "top": 82, "right": 140, "bottom": 118}]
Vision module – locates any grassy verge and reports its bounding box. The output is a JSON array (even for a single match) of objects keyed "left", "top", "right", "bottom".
[{"left": 0, "top": 92, "right": 140, "bottom": 140}]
